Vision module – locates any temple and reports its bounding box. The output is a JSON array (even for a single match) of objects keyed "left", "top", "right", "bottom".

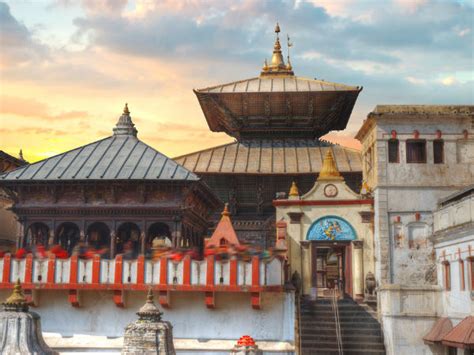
[
  {"left": 177, "top": 24, "right": 363, "bottom": 246},
  {"left": 0, "top": 23, "right": 472, "bottom": 355}
]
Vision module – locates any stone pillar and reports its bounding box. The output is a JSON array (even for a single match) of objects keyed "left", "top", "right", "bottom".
[
  {"left": 352, "top": 240, "right": 364, "bottom": 301},
  {"left": 122, "top": 289, "right": 175, "bottom": 355}
]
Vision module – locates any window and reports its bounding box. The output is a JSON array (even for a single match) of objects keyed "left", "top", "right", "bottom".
[
  {"left": 443, "top": 261, "right": 451, "bottom": 291},
  {"left": 388, "top": 139, "right": 399, "bottom": 163},
  {"left": 406, "top": 140, "right": 426, "bottom": 163},
  {"left": 469, "top": 257, "right": 474, "bottom": 291},
  {"left": 459, "top": 259, "right": 465, "bottom": 291},
  {"left": 433, "top": 140, "right": 444, "bottom": 164}
]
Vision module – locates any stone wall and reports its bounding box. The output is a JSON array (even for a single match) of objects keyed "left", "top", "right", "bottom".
[{"left": 0, "top": 290, "right": 295, "bottom": 353}]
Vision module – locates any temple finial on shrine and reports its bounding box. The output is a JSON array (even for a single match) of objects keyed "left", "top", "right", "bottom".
[
  {"left": 318, "top": 150, "right": 344, "bottom": 181},
  {"left": 206, "top": 203, "right": 240, "bottom": 247},
  {"left": 261, "top": 23, "right": 294, "bottom": 77},
  {"left": 113, "top": 103, "right": 138, "bottom": 137}
]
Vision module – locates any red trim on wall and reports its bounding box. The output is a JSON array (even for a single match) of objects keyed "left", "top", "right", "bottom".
[
  {"left": 2, "top": 254, "right": 11, "bottom": 284},
  {"left": 252, "top": 256, "right": 259, "bottom": 287},
  {"left": 92, "top": 255, "right": 100, "bottom": 284},
  {"left": 206, "top": 255, "right": 215, "bottom": 286},
  {"left": 136, "top": 255, "right": 145, "bottom": 285},
  {"left": 25, "top": 254, "right": 33, "bottom": 284},
  {"left": 113, "top": 289, "right": 125, "bottom": 308},
  {"left": 159, "top": 257, "right": 167, "bottom": 285},
  {"left": 69, "top": 255, "right": 78, "bottom": 285},
  {"left": 183, "top": 256, "right": 191, "bottom": 285},
  {"left": 230, "top": 258, "right": 238, "bottom": 286},
  {"left": 47, "top": 254, "right": 56, "bottom": 284},
  {"left": 205, "top": 291, "right": 215, "bottom": 308},
  {"left": 114, "top": 255, "right": 123, "bottom": 285},
  {"left": 273, "top": 199, "right": 374, "bottom": 207},
  {"left": 68, "top": 289, "right": 80, "bottom": 307},
  {"left": 159, "top": 290, "right": 170, "bottom": 308}
]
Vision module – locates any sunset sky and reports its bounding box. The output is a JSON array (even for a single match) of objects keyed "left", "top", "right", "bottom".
[{"left": 0, "top": 0, "right": 473, "bottom": 163}]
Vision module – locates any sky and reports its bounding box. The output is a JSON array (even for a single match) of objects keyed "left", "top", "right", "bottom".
[{"left": 0, "top": 0, "right": 473, "bottom": 163}]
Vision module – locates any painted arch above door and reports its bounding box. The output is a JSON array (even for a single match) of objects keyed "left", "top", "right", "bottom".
[{"left": 307, "top": 216, "right": 357, "bottom": 241}]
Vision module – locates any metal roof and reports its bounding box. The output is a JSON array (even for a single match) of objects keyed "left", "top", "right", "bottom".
[
  {"left": 196, "top": 76, "right": 360, "bottom": 94},
  {"left": 0, "top": 135, "right": 199, "bottom": 182},
  {"left": 174, "top": 140, "right": 362, "bottom": 175}
]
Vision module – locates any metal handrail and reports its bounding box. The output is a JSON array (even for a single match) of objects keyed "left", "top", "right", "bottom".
[{"left": 331, "top": 288, "right": 343, "bottom": 355}]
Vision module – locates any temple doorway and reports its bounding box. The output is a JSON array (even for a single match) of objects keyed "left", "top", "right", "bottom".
[{"left": 311, "top": 243, "right": 351, "bottom": 298}]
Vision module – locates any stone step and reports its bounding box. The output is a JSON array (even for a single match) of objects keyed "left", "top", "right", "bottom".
[
  {"left": 301, "top": 340, "right": 386, "bottom": 351},
  {"left": 301, "top": 349, "right": 386, "bottom": 355},
  {"left": 301, "top": 328, "right": 383, "bottom": 337},
  {"left": 301, "top": 321, "right": 382, "bottom": 329}
]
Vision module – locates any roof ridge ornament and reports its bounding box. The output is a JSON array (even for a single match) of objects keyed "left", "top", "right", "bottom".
[
  {"left": 113, "top": 103, "right": 138, "bottom": 137},
  {"left": 261, "top": 23, "right": 294, "bottom": 77},
  {"left": 318, "top": 150, "right": 344, "bottom": 181}
]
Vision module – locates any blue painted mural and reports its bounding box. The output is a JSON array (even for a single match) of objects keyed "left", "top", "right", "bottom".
[{"left": 307, "top": 216, "right": 357, "bottom": 241}]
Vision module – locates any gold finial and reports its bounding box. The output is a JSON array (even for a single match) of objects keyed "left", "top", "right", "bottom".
[
  {"left": 318, "top": 150, "right": 343, "bottom": 181},
  {"left": 5, "top": 279, "right": 27, "bottom": 306},
  {"left": 289, "top": 181, "right": 299, "bottom": 197},
  {"left": 275, "top": 22, "right": 280, "bottom": 34},
  {"left": 123, "top": 103, "right": 130, "bottom": 115},
  {"left": 19, "top": 149, "right": 24, "bottom": 161},
  {"left": 260, "top": 23, "right": 294, "bottom": 77},
  {"left": 360, "top": 181, "right": 371, "bottom": 195},
  {"left": 263, "top": 59, "right": 269, "bottom": 71},
  {"left": 222, "top": 203, "right": 230, "bottom": 217}
]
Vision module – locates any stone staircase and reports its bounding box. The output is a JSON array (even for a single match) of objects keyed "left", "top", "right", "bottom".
[{"left": 299, "top": 297, "right": 386, "bottom": 355}]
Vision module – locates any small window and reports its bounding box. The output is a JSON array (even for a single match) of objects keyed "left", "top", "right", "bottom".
[
  {"left": 459, "top": 259, "right": 465, "bottom": 291},
  {"left": 443, "top": 261, "right": 451, "bottom": 291},
  {"left": 469, "top": 257, "right": 474, "bottom": 291},
  {"left": 388, "top": 139, "right": 399, "bottom": 163},
  {"left": 433, "top": 140, "right": 444, "bottom": 164},
  {"left": 406, "top": 140, "right": 426, "bottom": 163}
]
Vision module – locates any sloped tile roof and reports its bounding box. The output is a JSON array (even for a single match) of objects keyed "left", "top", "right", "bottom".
[
  {"left": 196, "top": 76, "right": 360, "bottom": 94},
  {"left": 0, "top": 135, "right": 199, "bottom": 182},
  {"left": 174, "top": 139, "right": 362, "bottom": 174}
]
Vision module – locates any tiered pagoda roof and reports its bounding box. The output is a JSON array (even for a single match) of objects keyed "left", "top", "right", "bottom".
[
  {"left": 194, "top": 24, "right": 362, "bottom": 140},
  {"left": 174, "top": 140, "right": 361, "bottom": 175}
]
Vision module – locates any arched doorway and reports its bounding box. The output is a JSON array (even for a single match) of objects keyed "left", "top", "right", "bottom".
[
  {"left": 116, "top": 222, "right": 140, "bottom": 258},
  {"left": 307, "top": 216, "right": 357, "bottom": 298},
  {"left": 24, "top": 222, "right": 49, "bottom": 248},
  {"left": 56, "top": 222, "right": 80, "bottom": 256},
  {"left": 86, "top": 222, "right": 111, "bottom": 256},
  {"left": 147, "top": 222, "right": 172, "bottom": 249}
]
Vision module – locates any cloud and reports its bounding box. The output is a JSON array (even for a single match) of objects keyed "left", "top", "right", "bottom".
[
  {"left": 0, "top": 96, "right": 89, "bottom": 120},
  {"left": 441, "top": 76, "right": 458, "bottom": 86},
  {"left": 0, "top": 2, "right": 49, "bottom": 67}
]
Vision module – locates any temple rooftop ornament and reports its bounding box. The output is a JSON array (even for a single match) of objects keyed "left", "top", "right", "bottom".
[
  {"left": 206, "top": 203, "right": 241, "bottom": 247},
  {"left": 260, "top": 22, "right": 294, "bottom": 77},
  {"left": 0, "top": 280, "right": 57, "bottom": 354},
  {"left": 122, "top": 288, "right": 176, "bottom": 354},
  {"left": 289, "top": 181, "right": 300, "bottom": 199},
  {"left": 113, "top": 103, "right": 138, "bottom": 137},
  {"left": 318, "top": 150, "right": 344, "bottom": 181},
  {"left": 194, "top": 23, "right": 362, "bottom": 140}
]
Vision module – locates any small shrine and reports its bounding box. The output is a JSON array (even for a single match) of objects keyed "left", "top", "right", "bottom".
[
  {"left": 0, "top": 280, "right": 57, "bottom": 355},
  {"left": 122, "top": 288, "right": 176, "bottom": 355}
]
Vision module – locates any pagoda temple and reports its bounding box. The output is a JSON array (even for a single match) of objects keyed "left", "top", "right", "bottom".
[
  {"left": 0, "top": 104, "right": 220, "bottom": 257},
  {"left": 176, "top": 24, "right": 363, "bottom": 246}
]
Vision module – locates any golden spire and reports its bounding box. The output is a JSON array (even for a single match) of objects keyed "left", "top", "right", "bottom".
[
  {"left": 289, "top": 181, "right": 299, "bottom": 197},
  {"left": 261, "top": 23, "right": 294, "bottom": 77},
  {"left": 3, "top": 279, "right": 28, "bottom": 311},
  {"left": 123, "top": 103, "right": 130, "bottom": 115},
  {"left": 318, "top": 150, "right": 343, "bottom": 181}
]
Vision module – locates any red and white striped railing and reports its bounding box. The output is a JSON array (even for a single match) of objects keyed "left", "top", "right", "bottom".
[{"left": 0, "top": 254, "right": 285, "bottom": 309}]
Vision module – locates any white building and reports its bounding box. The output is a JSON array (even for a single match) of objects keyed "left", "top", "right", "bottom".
[{"left": 355, "top": 105, "right": 474, "bottom": 355}]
